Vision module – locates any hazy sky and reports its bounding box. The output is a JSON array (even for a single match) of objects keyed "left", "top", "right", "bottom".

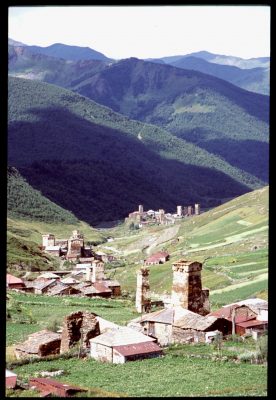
[{"left": 8, "top": 6, "right": 270, "bottom": 60}]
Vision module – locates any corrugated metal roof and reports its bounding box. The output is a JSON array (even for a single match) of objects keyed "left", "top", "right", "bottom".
[
  {"left": 29, "top": 377, "right": 84, "bottom": 391},
  {"left": 113, "top": 341, "right": 162, "bottom": 357},
  {"left": 90, "top": 327, "right": 155, "bottom": 346}
]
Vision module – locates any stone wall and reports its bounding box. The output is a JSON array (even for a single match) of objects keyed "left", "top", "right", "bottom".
[{"left": 172, "top": 327, "right": 206, "bottom": 344}]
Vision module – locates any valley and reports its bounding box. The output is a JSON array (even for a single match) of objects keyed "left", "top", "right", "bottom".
[{"left": 7, "top": 34, "right": 269, "bottom": 397}]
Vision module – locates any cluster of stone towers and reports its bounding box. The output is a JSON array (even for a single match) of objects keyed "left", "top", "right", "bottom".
[{"left": 135, "top": 259, "right": 209, "bottom": 316}]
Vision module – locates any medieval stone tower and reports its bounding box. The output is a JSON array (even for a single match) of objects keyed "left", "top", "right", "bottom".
[
  {"left": 135, "top": 267, "right": 151, "bottom": 313},
  {"left": 194, "top": 203, "right": 201, "bottom": 215},
  {"left": 171, "top": 260, "right": 210, "bottom": 316},
  {"left": 177, "top": 205, "right": 182, "bottom": 216}
]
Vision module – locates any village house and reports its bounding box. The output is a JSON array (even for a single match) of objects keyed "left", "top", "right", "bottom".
[
  {"left": 6, "top": 274, "right": 25, "bottom": 290},
  {"left": 128, "top": 306, "right": 231, "bottom": 346},
  {"left": 209, "top": 298, "right": 268, "bottom": 339},
  {"left": 144, "top": 251, "right": 170, "bottom": 266},
  {"left": 90, "top": 326, "right": 163, "bottom": 363},
  {"left": 14, "top": 330, "right": 61, "bottom": 359},
  {"left": 47, "top": 283, "right": 81, "bottom": 296},
  {"left": 33, "top": 279, "right": 57, "bottom": 295}
]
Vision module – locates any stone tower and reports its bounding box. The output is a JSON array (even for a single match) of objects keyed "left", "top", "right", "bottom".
[
  {"left": 42, "top": 234, "right": 55, "bottom": 247},
  {"left": 171, "top": 260, "right": 209, "bottom": 315},
  {"left": 138, "top": 204, "right": 144, "bottom": 214},
  {"left": 187, "top": 206, "right": 193, "bottom": 216},
  {"left": 177, "top": 205, "right": 182, "bottom": 216},
  {"left": 135, "top": 267, "right": 151, "bottom": 313},
  {"left": 195, "top": 204, "right": 200, "bottom": 215},
  {"left": 159, "top": 209, "right": 165, "bottom": 224}
]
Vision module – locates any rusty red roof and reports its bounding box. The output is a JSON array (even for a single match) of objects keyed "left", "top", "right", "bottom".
[
  {"left": 113, "top": 341, "right": 162, "bottom": 357},
  {"left": 93, "top": 282, "right": 112, "bottom": 293},
  {"left": 7, "top": 274, "right": 24, "bottom": 285},
  {"left": 209, "top": 304, "right": 257, "bottom": 321},
  {"left": 29, "top": 377, "right": 85, "bottom": 392},
  {"left": 145, "top": 252, "right": 169, "bottom": 263},
  {"left": 236, "top": 320, "right": 268, "bottom": 328}
]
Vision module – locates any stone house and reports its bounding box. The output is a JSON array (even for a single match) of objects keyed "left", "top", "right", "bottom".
[
  {"left": 47, "top": 283, "right": 81, "bottom": 296},
  {"left": 14, "top": 330, "right": 61, "bottom": 359},
  {"left": 144, "top": 251, "right": 170, "bottom": 266},
  {"left": 128, "top": 306, "right": 231, "bottom": 346},
  {"left": 33, "top": 279, "right": 57, "bottom": 295},
  {"left": 90, "top": 326, "right": 162, "bottom": 363}
]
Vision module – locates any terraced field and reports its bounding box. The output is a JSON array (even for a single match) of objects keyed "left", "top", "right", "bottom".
[{"left": 99, "top": 186, "right": 268, "bottom": 306}]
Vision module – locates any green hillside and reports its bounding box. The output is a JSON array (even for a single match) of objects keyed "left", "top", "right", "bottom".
[
  {"left": 73, "top": 58, "right": 269, "bottom": 182},
  {"left": 7, "top": 167, "right": 105, "bottom": 271},
  {"left": 8, "top": 166, "right": 78, "bottom": 223},
  {"left": 9, "top": 76, "right": 263, "bottom": 224},
  {"left": 98, "top": 186, "right": 268, "bottom": 306},
  {"left": 9, "top": 53, "right": 269, "bottom": 183}
]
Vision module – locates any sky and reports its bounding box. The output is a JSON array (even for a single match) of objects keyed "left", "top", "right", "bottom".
[{"left": 8, "top": 6, "right": 270, "bottom": 60}]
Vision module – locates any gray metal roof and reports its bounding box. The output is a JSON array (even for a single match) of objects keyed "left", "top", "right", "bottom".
[{"left": 90, "top": 327, "right": 155, "bottom": 347}]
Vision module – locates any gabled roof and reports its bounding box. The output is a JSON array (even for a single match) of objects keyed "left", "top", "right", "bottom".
[
  {"left": 209, "top": 304, "right": 257, "bottom": 321},
  {"left": 90, "top": 326, "right": 155, "bottom": 347},
  {"left": 93, "top": 282, "right": 112, "bottom": 293},
  {"left": 47, "top": 283, "right": 68, "bottom": 295},
  {"left": 33, "top": 279, "right": 56, "bottom": 291},
  {"left": 174, "top": 310, "right": 219, "bottom": 331},
  {"left": 145, "top": 251, "right": 169, "bottom": 263},
  {"left": 7, "top": 274, "right": 24, "bottom": 285},
  {"left": 15, "top": 330, "right": 61, "bottom": 354}
]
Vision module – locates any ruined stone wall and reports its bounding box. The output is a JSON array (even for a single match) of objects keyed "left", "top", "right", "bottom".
[
  {"left": 135, "top": 268, "right": 151, "bottom": 313},
  {"left": 38, "top": 339, "right": 61, "bottom": 357},
  {"left": 60, "top": 311, "right": 100, "bottom": 354}
]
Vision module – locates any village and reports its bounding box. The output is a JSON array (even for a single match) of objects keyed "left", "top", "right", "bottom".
[
  {"left": 6, "top": 224, "right": 268, "bottom": 396},
  {"left": 126, "top": 203, "right": 201, "bottom": 227}
]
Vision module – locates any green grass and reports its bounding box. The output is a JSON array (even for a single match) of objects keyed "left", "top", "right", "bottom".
[
  {"left": 9, "top": 350, "right": 267, "bottom": 397},
  {"left": 6, "top": 293, "right": 140, "bottom": 346}
]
